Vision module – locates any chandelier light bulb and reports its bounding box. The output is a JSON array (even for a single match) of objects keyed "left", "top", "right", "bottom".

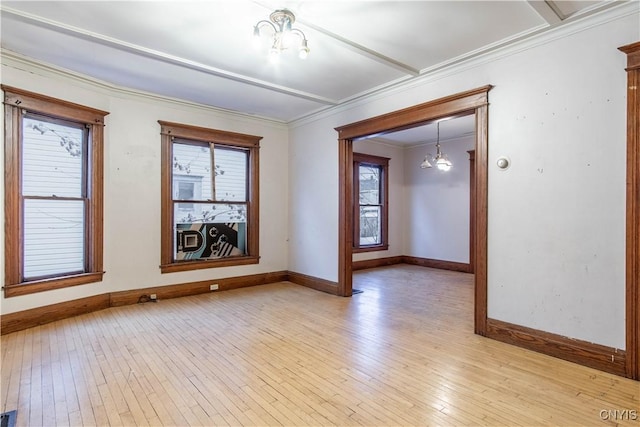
[
  {"left": 420, "top": 121, "right": 453, "bottom": 172},
  {"left": 253, "top": 9, "right": 310, "bottom": 60},
  {"left": 436, "top": 157, "right": 452, "bottom": 172},
  {"left": 420, "top": 156, "right": 432, "bottom": 169},
  {"left": 282, "top": 30, "right": 295, "bottom": 48},
  {"left": 299, "top": 42, "right": 310, "bottom": 59},
  {"left": 252, "top": 27, "right": 262, "bottom": 49},
  {"left": 269, "top": 47, "right": 280, "bottom": 63}
]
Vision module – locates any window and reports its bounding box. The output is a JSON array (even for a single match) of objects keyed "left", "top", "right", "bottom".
[
  {"left": 159, "top": 121, "right": 261, "bottom": 273},
  {"left": 175, "top": 174, "right": 202, "bottom": 211},
  {"left": 353, "top": 153, "right": 389, "bottom": 252},
  {"left": 3, "top": 85, "right": 108, "bottom": 297}
]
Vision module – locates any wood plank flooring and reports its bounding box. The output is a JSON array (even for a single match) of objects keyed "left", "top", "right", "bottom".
[{"left": 2, "top": 264, "right": 638, "bottom": 426}]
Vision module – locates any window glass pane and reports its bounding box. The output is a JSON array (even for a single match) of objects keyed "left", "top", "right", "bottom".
[
  {"left": 174, "top": 202, "right": 247, "bottom": 261},
  {"left": 359, "top": 205, "right": 381, "bottom": 246},
  {"left": 359, "top": 164, "right": 380, "bottom": 204},
  {"left": 23, "top": 199, "right": 85, "bottom": 278},
  {"left": 174, "top": 202, "right": 246, "bottom": 224},
  {"left": 178, "top": 181, "right": 195, "bottom": 200},
  {"left": 22, "top": 117, "right": 84, "bottom": 198},
  {"left": 214, "top": 148, "right": 247, "bottom": 201},
  {"left": 173, "top": 142, "right": 212, "bottom": 201}
]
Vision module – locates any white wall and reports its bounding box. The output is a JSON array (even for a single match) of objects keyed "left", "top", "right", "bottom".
[
  {"left": 352, "top": 139, "right": 404, "bottom": 262},
  {"left": 288, "top": 10, "right": 638, "bottom": 349},
  {"left": 1, "top": 7, "right": 636, "bottom": 350},
  {"left": 287, "top": 118, "right": 339, "bottom": 279},
  {"left": 0, "top": 58, "right": 290, "bottom": 314},
  {"left": 404, "top": 134, "right": 474, "bottom": 263},
  {"left": 351, "top": 135, "right": 473, "bottom": 265}
]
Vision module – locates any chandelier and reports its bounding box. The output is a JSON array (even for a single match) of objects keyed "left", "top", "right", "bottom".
[
  {"left": 420, "top": 121, "right": 453, "bottom": 171},
  {"left": 253, "top": 9, "right": 310, "bottom": 61}
]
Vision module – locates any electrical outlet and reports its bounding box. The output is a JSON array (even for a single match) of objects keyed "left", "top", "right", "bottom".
[
  {"left": 150, "top": 294, "right": 157, "bottom": 300},
  {"left": 210, "top": 284, "right": 219, "bottom": 291}
]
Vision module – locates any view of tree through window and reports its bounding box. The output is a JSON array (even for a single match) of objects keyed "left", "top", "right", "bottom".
[
  {"left": 172, "top": 141, "right": 248, "bottom": 261},
  {"left": 3, "top": 85, "right": 108, "bottom": 296},
  {"left": 353, "top": 152, "right": 389, "bottom": 251},
  {"left": 22, "top": 117, "right": 88, "bottom": 279},
  {"left": 159, "top": 121, "right": 260, "bottom": 273},
  {"left": 359, "top": 164, "right": 382, "bottom": 245}
]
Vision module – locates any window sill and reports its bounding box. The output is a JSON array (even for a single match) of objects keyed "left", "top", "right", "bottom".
[
  {"left": 160, "top": 256, "right": 260, "bottom": 273},
  {"left": 353, "top": 244, "right": 389, "bottom": 254},
  {"left": 3, "top": 271, "right": 105, "bottom": 298}
]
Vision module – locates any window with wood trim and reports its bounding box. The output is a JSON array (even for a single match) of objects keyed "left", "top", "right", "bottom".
[
  {"left": 353, "top": 152, "right": 389, "bottom": 252},
  {"left": 2, "top": 85, "right": 108, "bottom": 297},
  {"left": 159, "top": 121, "right": 261, "bottom": 273}
]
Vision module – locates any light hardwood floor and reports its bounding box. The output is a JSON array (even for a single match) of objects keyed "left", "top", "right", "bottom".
[{"left": 1, "top": 265, "right": 638, "bottom": 426}]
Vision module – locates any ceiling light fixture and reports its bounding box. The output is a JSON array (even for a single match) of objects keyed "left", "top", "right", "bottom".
[
  {"left": 253, "top": 9, "right": 310, "bottom": 61},
  {"left": 420, "top": 121, "right": 453, "bottom": 171}
]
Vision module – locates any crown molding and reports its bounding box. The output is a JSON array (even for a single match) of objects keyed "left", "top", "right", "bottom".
[
  {"left": 366, "top": 131, "right": 475, "bottom": 150},
  {"left": 1, "top": 1, "right": 636, "bottom": 129},
  {"left": 289, "top": 0, "right": 639, "bottom": 128},
  {"left": 0, "top": 6, "right": 337, "bottom": 107},
  {"left": 0, "top": 49, "right": 289, "bottom": 129}
]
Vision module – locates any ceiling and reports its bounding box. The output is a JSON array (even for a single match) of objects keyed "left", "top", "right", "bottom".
[
  {"left": 0, "top": 0, "right": 624, "bottom": 137},
  {"left": 366, "top": 113, "right": 476, "bottom": 148}
]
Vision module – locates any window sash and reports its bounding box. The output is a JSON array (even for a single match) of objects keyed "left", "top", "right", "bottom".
[
  {"left": 21, "top": 115, "right": 90, "bottom": 280},
  {"left": 3, "top": 85, "right": 108, "bottom": 296},
  {"left": 171, "top": 138, "right": 250, "bottom": 262},
  {"left": 359, "top": 205, "right": 382, "bottom": 246},
  {"left": 22, "top": 197, "right": 87, "bottom": 280},
  {"left": 353, "top": 153, "right": 389, "bottom": 252},
  {"left": 159, "top": 120, "right": 261, "bottom": 273},
  {"left": 174, "top": 202, "right": 248, "bottom": 262},
  {"left": 172, "top": 140, "right": 249, "bottom": 203},
  {"left": 22, "top": 113, "right": 88, "bottom": 198}
]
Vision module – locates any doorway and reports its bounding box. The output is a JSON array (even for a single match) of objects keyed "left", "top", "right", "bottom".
[{"left": 335, "top": 86, "right": 492, "bottom": 335}]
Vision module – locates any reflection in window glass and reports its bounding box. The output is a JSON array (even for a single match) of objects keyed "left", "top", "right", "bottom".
[
  {"left": 172, "top": 141, "right": 249, "bottom": 261},
  {"left": 21, "top": 116, "right": 88, "bottom": 279}
]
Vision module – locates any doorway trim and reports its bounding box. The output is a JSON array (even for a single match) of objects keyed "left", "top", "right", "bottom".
[
  {"left": 619, "top": 41, "right": 640, "bottom": 380},
  {"left": 335, "top": 85, "right": 492, "bottom": 335}
]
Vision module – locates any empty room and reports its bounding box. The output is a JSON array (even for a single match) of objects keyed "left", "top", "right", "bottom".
[{"left": 1, "top": 1, "right": 639, "bottom": 426}]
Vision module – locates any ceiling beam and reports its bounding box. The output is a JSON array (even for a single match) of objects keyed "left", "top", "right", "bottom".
[
  {"left": 252, "top": 0, "right": 419, "bottom": 77},
  {"left": 1, "top": 7, "right": 338, "bottom": 106},
  {"left": 296, "top": 19, "right": 420, "bottom": 77},
  {"left": 526, "top": 1, "right": 563, "bottom": 25}
]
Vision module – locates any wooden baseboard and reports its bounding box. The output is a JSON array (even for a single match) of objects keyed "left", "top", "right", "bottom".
[
  {"left": 0, "top": 270, "right": 630, "bottom": 380},
  {"left": 110, "top": 271, "right": 289, "bottom": 307},
  {"left": 352, "top": 256, "right": 403, "bottom": 271},
  {"left": 287, "top": 271, "right": 338, "bottom": 295},
  {"left": 1, "top": 294, "right": 110, "bottom": 335},
  {"left": 1, "top": 271, "right": 289, "bottom": 335},
  {"left": 486, "top": 318, "right": 626, "bottom": 377},
  {"left": 402, "top": 256, "right": 472, "bottom": 273},
  {"left": 351, "top": 255, "right": 471, "bottom": 273}
]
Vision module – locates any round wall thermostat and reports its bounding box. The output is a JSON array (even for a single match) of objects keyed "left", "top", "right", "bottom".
[{"left": 496, "top": 156, "right": 510, "bottom": 170}]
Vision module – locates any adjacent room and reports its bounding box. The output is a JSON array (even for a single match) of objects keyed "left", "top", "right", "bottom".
[{"left": 1, "top": 1, "right": 639, "bottom": 426}]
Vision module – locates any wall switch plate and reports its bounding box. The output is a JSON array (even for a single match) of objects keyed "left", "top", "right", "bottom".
[{"left": 210, "top": 284, "right": 219, "bottom": 291}]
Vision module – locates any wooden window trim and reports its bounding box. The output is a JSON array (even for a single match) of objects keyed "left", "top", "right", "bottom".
[
  {"left": 158, "top": 121, "right": 261, "bottom": 273},
  {"left": 353, "top": 152, "right": 389, "bottom": 253},
  {"left": 2, "top": 85, "right": 108, "bottom": 297}
]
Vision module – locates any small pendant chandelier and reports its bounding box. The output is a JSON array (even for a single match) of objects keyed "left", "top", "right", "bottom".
[
  {"left": 420, "top": 121, "right": 453, "bottom": 171},
  {"left": 253, "top": 9, "right": 310, "bottom": 61}
]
